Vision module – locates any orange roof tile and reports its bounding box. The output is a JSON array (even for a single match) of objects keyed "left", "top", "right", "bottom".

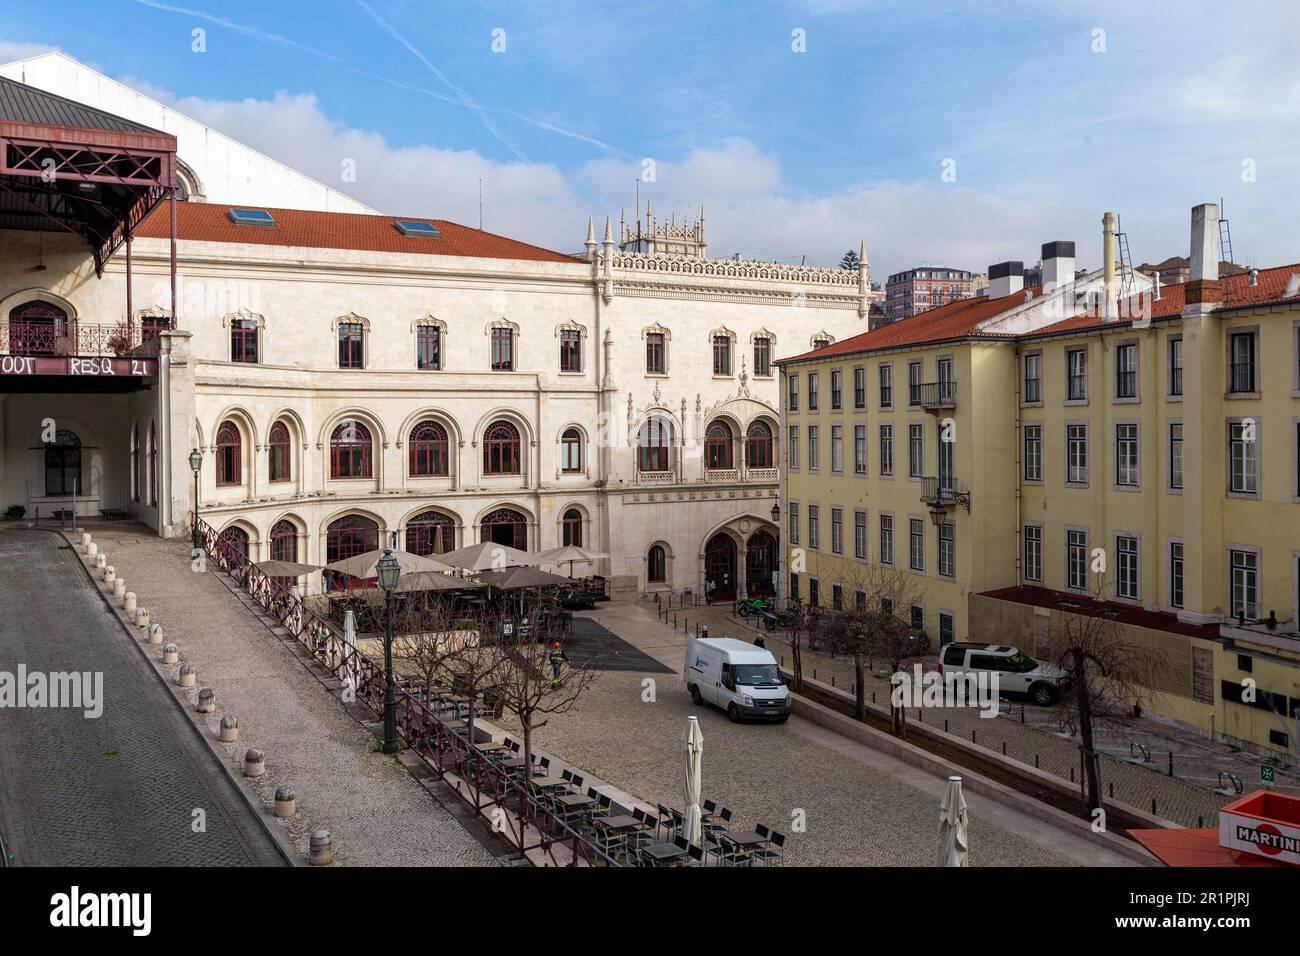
[{"left": 134, "top": 202, "right": 581, "bottom": 264}]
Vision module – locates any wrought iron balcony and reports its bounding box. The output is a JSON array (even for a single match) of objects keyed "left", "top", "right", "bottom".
[
  {"left": 920, "top": 476, "right": 971, "bottom": 512},
  {"left": 2, "top": 319, "right": 169, "bottom": 359},
  {"left": 918, "top": 380, "right": 957, "bottom": 410}
]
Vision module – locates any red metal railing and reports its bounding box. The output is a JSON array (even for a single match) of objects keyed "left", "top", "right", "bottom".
[
  {"left": 2, "top": 319, "right": 169, "bottom": 358},
  {"left": 194, "top": 517, "right": 619, "bottom": 866}
]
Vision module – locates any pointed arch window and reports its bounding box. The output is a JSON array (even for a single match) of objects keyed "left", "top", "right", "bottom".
[
  {"left": 746, "top": 421, "right": 774, "bottom": 469},
  {"left": 268, "top": 421, "right": 292, "bottom": 482},
  {"left": 330, "top": 420, "right": 373, "bottom": 479},
  {"left": 409, "top": 420, "right": 450, "bottom": 477},
  {"left": 483, "top": 421, "right": 521, "bottom": 475},
  {"left": 215, "top": 421, "right": 241, "bottom": 486},
  {"left": 705, "top": 421, "right": 734, "bottom": 470}
]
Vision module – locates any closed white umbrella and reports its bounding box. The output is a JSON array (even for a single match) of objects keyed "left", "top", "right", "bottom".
[
  {"left": 341, "top": 608, "right": 360, "bottom": 694},
  {"left": 682, "top": 716, "right": 704, "bottom": 847},
  {"left": 938, "top": 774, "right": 969, "bottom": 867}
]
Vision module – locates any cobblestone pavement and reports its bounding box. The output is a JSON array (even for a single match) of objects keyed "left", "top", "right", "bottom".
[
  {"left": 496, "top": 601, "right": 1140, "bottom": 866},
  {"left": 87, "top": 530, "right": 496, "bottom": 867},
  {"left": 679, "top": 603, "right": 1298, "bottom": 828},
  {"left": 0, "top": 530, "right": 284, "bottom": 866}
]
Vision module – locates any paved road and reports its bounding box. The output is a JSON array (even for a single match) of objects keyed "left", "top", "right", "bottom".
[{"left": 0, "top": 530, "right": 284, "bottom": 866}]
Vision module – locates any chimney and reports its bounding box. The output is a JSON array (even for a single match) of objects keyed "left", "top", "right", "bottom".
[
  {"left": 1041, "top": 240, "right": 1076, "bottom": 291},
  {"left": 988, "top": 260, "right": 1024, "bottom": 299},
  {"left": 1102, "top": 212, "right": 1118, "bottom": 319},
  {"left": 1185, "top": 203, "right": 1223, "bottom": 307}
]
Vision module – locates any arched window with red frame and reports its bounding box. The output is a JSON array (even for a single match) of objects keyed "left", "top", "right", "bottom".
[
  {"left": 405, "top": 510, "right": 455, "bottom": 556},
  {"left": 217, "top": 525, "right": 250, "bottom": 560},
  {"left": 745, "top": 420, "right": 774, "bottom": 469},
  {"left": 481, "top": 507, "right": 527, "bottom": 550},
  {"left": 268, "top": 421, "right": 292, "bottom": 482},
  {"left": 326, "top": 514, "right": 379, "bottom": 562},
  {"left": 483, "top": 420, "right": 521, "bottom": 475},
  {"left": 705, "top": 421, "right": 734, "bottom": 470},
  {"left": 560, "top": 427, "right": 582, "bottom": 473},
  {"left": 330, "top": 420, "right": 373, "bottom": 479},
  {"left": 215, "top": 421, "right": 241, "bottom": 486},
  {"left": 409, "top": 420, "right": 449, "bottom": 477},
  {"left": 562, "top": 508, "right": 583, "bottom": 547},
  {"left": 270, "top": 519, "right": 298, "bottom": 561}
]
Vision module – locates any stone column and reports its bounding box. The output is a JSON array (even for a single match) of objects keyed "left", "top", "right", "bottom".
[{"left": 157, "top": 329, "right": 195, "bottom": 539}]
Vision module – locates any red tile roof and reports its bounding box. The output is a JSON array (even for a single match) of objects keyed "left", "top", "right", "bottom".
[
  {"left": 134, "top": 202, "right": 581, "bottom": 264},
  {"left": 977, "top": 585, "right": 1220, "bottom": 641}
]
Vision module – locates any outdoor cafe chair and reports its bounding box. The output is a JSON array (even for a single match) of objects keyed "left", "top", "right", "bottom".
[
  {"left": 687, "top": 843, "right": 706, "bottom": 867},
  {"left": 655, "top": 804, "right": 675, "bottom": 840},
  {"left": 753, "top": 831, "right": 786, "bottom": 866}
]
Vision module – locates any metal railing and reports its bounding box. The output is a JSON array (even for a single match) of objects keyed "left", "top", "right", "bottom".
[
  {"left": 917, "top": 380, "right": 956, "bottom": 408},
  {"left": 920, "top": 475, "right": 958, "bottom": 504},
  {"left": 194, "top": 517, "right": 621, "bottom": 866},
  {"left": 2, "top": 319, "right": 170, "bottom": 358}
]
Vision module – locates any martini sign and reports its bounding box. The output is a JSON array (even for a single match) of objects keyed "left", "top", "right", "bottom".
[{"left": 1218, "top": 790, "right": 1300, "bottom": 865}]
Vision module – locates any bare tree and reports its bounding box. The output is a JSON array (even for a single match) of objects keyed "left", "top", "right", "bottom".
[
  {"left": 442, "top": 605, "right": 514, "bottom": 746},
  {"left": 391, "top": 595, "right": 461, "bottom": 703},
  {"left": 1047, "top": 584, "right": 1170, "bottom": 813}
]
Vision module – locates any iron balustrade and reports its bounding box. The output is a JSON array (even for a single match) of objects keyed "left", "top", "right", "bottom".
[
  {"left": 918, "top": 380, "right": 956, "bottom": 408},
  {"left": 920, "top": 476, "right": 957, "bottom": 504},
  {"left": 2, "top": 319, "right": 169, "bottom": 358},
  {"left": 1229, "top": 361, "right": 1256, "bottom": 393},
  {"left": 193, "top": 517, "right": 622, "bottom": 866}
]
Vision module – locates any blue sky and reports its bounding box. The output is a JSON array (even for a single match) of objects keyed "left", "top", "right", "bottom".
[{"left": 3, "top": 0, "right": 1298, "bottom": 275}]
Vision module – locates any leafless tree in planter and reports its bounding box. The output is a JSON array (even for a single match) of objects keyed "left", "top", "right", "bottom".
[
  {"left": 390, "top": 596, "right": 463, "bottom": 703},
  {"left": 1047, "top": 585, "right": 1169, "bottom": 814},
  {"left": 816, "top": 562, "right": 929, "bottom": 734},
  {"left": 441, "top": 605, "right": 515, "bottom": 746},
  {"left": 495, "top": 614, "right": 602, "bottom": 775}
]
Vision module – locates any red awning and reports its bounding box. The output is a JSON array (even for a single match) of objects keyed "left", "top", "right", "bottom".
[{"left": 1127, "top": 827, "right": 1290, "bottom": 867}]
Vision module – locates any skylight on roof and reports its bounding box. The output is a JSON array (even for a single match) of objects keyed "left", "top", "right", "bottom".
[
  {"left": 228, "top": 208, "right": 276, "bottom": 228},
  {"left": 395, "top": 219, "right": 441, "bottom": 239}
]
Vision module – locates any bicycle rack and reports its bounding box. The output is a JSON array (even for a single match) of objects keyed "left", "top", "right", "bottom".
[
  {"left": 1216, "top": 770, "right": 1244, "bottom": 796},
  {"left": 1130, "top": 742, "right": 1152, "bottom": 764}
]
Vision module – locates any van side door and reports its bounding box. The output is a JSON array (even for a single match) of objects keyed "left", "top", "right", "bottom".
[{"left": 718, "top": 660, "right": 737, "bottom": 706}]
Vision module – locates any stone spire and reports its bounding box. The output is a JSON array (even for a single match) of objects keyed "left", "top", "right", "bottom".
[
  {"left": 584, "top": 217, "right": 596, "bottom": 263},
  {"left": 857, "top": 239, "right": 872, "bottom": 319}
]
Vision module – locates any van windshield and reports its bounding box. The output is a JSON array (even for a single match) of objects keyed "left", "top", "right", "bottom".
[{"left": 732, "top": 663, "right": 783, "bottom": 686}]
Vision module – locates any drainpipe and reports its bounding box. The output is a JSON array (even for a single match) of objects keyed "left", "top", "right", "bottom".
[{"left": 1013, "top": 346, "right": 1023, "bottom": 584}]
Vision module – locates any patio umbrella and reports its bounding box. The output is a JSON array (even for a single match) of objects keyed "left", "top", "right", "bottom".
[
  {"left": 475, "top": 566, "right": 573, "bottom": 590},
  {"left": 938, "top": 774, "right": 969, "bottom": 867},
  {"left": 254, "top": 559, "right": 320, "bottom": 578},
  {"left": 438, "top": 540, "right": 542, "bottom": 573},
  {"left": 391, "top": 571, "right": 483, "bottom": 594},
  {"left": 536, "top": 545, "right": 610, "bottom": 577},
  {"left": 325, "top": 548, "right": 455, "bottom": 579},
  {"left": 682, "top": 716, "right": 704, "bottom": 847}
]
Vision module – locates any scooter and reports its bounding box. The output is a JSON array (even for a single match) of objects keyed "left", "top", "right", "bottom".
[
  {"left": 736, "top": 597, "right": 774, "bottom": 618},
  {"left": 760, "top": 606, "right": 793, "bottom": 631}
]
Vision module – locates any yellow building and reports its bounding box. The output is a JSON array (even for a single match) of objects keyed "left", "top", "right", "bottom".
[{"left": 776, "top": 204, "right": 1300, "bottom": 756}]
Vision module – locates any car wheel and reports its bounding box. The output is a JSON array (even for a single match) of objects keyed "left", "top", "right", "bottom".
[
  {"left": 690, "top": 685, "right": 703, "bottom": 705},
  {"left": 727, "top": 703, "right": 740, "bottom": 722},
  {"left": 1031, "top": 683, "right": 1057, "bottom": 706}
]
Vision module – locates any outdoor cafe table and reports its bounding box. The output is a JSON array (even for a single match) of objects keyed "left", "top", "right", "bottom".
[
  {"left": 727, "top": 831, "right": 767, "bottom": 848},
  {"left": 594, "top": 814, "right": 640, "bottom": 831},
  {"left": 530, "top": 776, "right": 568, "bottom": 790},
  {"left": 641, "top": 842, "right": 688, "bottom": 865},
  {"left": 556, "top": 794, "right": 595, "bottom": 811},
  {"left": 443, "top": 719, "right": 468, "bottom": 732}
]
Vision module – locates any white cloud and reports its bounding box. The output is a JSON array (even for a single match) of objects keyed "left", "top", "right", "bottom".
[{"left": 0, "top": 38, "right": 59, "bottom": 63}]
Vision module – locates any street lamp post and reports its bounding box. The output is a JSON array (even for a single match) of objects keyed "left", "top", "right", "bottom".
[
  {"left": 376, "top": 549, "right": 402, "bottom": 754},
  {"left": 770, "top": 499, "right": 782, "bottom": 602},
  {"left": 188, "top": 448, "right": 203, "bottom": 549}
]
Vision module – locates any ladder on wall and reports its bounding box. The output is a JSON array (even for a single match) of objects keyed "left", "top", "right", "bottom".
[{"left": 1116, "top": 214, "right": 1136, "bottom": 300}]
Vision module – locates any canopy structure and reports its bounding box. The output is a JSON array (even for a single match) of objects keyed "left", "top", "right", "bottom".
[
  {"left": 325, "top": 548, "right": 455, "bottom": 580},
  {"left": 537, "top": 545, "right": 610, "bottom": 577},
  {"left": 438, "top": 541, "right": 542, "bottom": 573},
  {"left": 475, "top": 566, "right": 573, "bottom": 590},
  {"left": 254, "top": 559, "right": 320, "bottom": 578},
  {"left": 389, "top": 570, "right": 483, "bottom": 594}
]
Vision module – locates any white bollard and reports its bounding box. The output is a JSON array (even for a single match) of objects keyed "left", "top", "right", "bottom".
[
  {"left": 87, "top": 542, "right": 99, "bottom": 558},
  {"left": 148, "top": 623, "right": 164, "bottom": 645},
  {"left": 112, "top": 579, "right": 126, "bottom": 599},
  {"left": 178, "top": 663, "right": 196, "bottom": 688},
  {"left": 94, "top": 552, "right": 106, "bottom": 569},
  {"left": 274, "top": 786, "right": 297, "bottom": 818},
  {"left": 122, "top": 591, "right": 137, "bottom": 613},
  {"left": 219, "top": 715, "right": 239, "bottom": 742},
  {"left": 244, "top": 749, "right": 265, "bottom": 777},
  {"left": 80, "top": 532, "right": 92, "bottom": 551},
  {"left": 102, "top": 565, "right": 115, "bottom": 583},
  {"left": 310, "top": 830, "right": 333, "bottom": 866},
  {"left": 162, "top": 643, "right": 179, "bottom": 664}
]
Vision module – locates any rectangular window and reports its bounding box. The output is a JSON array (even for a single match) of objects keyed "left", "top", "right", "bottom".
[
  {"left": 646, "top": 332, "right": 665, "bottom": 374},
  {"left": 559, "top": 329, "right": 582, "bottom": 372},
  {"left": 908, "top": 360, "right": 922, "bottom": 406},
  {"left": 1170, "top": 541, "right": 1184, "bottom": 609},
  {"left": 808, "top": 425, "right": 819, "bottom": 470},
  {"left": 808, "top": 373, "right": 819, "bottom": 411},
  {"left": 879, "top": 364, "right": 893, "bottom": 408},
  {"left": 938, "top": 521, "right": 955, "bottom": 578},
  {"left": 1023, "top": 525, "right": 1042, "bottom": 582},
  {"left": 231, "top": 319, "right": 258, "bottom": 364},
  {"left": 1116, "top": 535, "right": 1139, "bottom": 600},
  {"left": 788, "top": 426, "right": 799, "bottom": 470},
  {"left": 338, "top": 322, "right": 364, "bottom": 369},
  {"left": 832, "top": 583, "right": 844, "bottom": 611},
  {"left": 854, "top": 511, "right": 867, "bottom": 559},
  {"left": 879, "top": 424, "right": 894, "bottom": 477},
  {"left": 1169, "top": 422, "right": 1183, "bottom": 490},
  {"left": 880, "top": 514, "right": 894, "bottom": 566},
  {"left": 853, "top": 367, "right": 866, "bottom": 408},
  {"left": 1229, "top": 332, "right": 1256, "bottom": 393},
  {"left": 938, "top": 611, "right": 955, "bottom": 647},
  {"left": 909, "top": 605, "right": 925, "bottom": 631},
  {"left": 831, "top": 508, "right": 843, "bottom": 554},
  {"left": 1228, "top": 421, "right": 1258, "bottom": 494},
  {"left": 1229, "top": 549, "right": 1258, "bottom": 620},
  {"left": 1168, "top": 337, "right": 1183, "bottom": 396},
  {"left": 788, "top": 503, "right": 800, "bottom": 546},
  {"left": 1023, "top": 424, "right": 1042, "bottom": 482},
  {"left": 417, "top": 324, "right": 441, "bottom": 370},
  {"left": 1116, "top": 343, "right": 1137, "bottom": 398},
  {"left": 1067, "top": 347, "right": 1087, "bottom": 401},
  {"left": 753, "top": 337, "right": 771, "bottom": 377},
  {"left": 908, "top": 423, "right": 924, "bottom": 478},
  {"left": 830, "top": 369, "right": 843, "bottom": 410},
  {"left": 808, "top": 505, "right": 820, "bottom": 550},
  {"left": 830, "top": 425, "right": 844, "bottom": 473},
  {"left": 1067, "top": 529, "right": 1088, "bottom": 590},
  {"left": 853, "top": 424, "right": 867, "bottom": 474},
  {"left": 491, "top": 327, "right": 515, "bottom": 371},
  {"left": 809, "top": 578, "right": 820, "bottom": 608},
  {"left": 712, "top": 335, "right": 732, "bottom": 375},
  {"left": 909, "top": 518, "right": 924, "bottom": 572},
  {"left": 1023, "top": 352, "right": 1042, "bottom": 403},
  {"left": 1116, "top": 423, "right": 1139, "bottom": 487},
  {"left": 1067, "top": 423, "right": 1088, "bottom": 484},
  {"left": 787, "top": 372, "right": 798, "bottom": 411}
]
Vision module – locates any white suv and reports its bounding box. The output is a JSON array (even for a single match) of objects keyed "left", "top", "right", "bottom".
[{"left": 938, "top": 643, "right": 1068, "bottom": 706}]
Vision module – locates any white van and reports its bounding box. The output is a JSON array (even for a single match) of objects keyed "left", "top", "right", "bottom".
[{"left": 684, "top": 636, "right": 791, "bottom": 722}]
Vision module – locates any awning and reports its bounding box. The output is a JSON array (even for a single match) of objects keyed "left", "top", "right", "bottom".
[{"left": 1127, "top": 827, "right": 1290, "bottom": 868}]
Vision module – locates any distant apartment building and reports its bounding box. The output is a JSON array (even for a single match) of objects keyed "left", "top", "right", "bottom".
[
  {"left": 884, "top": 266, "right": 975, "bottom": 323},
  {"left": 1138, "top": 255, "right": 1247, "bottom": 286}
]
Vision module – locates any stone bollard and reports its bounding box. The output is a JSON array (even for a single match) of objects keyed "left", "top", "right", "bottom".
[
  {"left": 196, "top": 687, "right": 216, "bottom": 713},
  {"left": 219, "top": 715, "right": 239, "bottom": 742},
  {"left": 122, "top": 591, "right": 137, "bottom": 613},
  {"left": 88, "top": 542, "right": 99, "bottom": 558},
  {"left": 148, "top": 623, "right": 164, "bottom": 645},
  {"left": 244, "top": 749, "right": 265, "bottom": 777},
  {"left": 102, "top": 565, "right": 115, "bottom": 583},
  {"left": 134, "top": 607, "right": 150, "bottom": 627},
  {"left": 274, "top": 786, "right": 297, "bottom": 818},
  {"left": 179, "top": 663, "right": 197, "bottom": 688},
  {"left": 80, "top": 532, "right": 92, "bottom": 551},
  {"left": 310, "top": 830, "right": 333, "bottom": 866},
  {"left": 94, "top": 552, "right": 106, "bottom": 569},
  {"left": 162, "top": 642, "right": 179, "bottom": 664},
  {"left": 112, "top": 579, "right": 126, "bottom": 599}
]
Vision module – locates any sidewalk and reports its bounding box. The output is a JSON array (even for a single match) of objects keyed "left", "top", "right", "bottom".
[{"left": 86, "top": 530, "right": 496, "bottom": 867}]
